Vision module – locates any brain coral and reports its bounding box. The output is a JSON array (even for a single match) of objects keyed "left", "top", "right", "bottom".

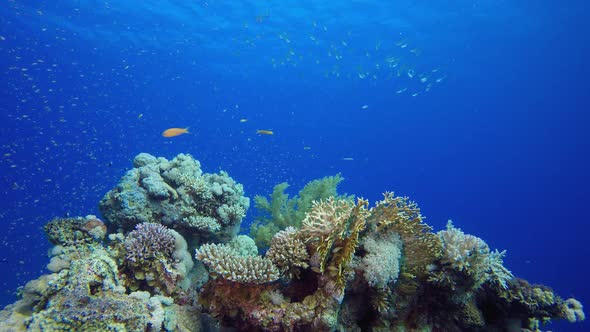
[{"left": 99, "top": 153, "right": 250, "bottom": 242}]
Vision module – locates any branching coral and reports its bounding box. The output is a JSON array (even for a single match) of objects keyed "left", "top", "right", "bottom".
[
  {"left": 266, "top": 227, "right": 310, "bottom": 279},
  {"left": 196, "top": 243, "right": 279, "bottom": 284},
  {"left": 301, "top": 197, "right": 370, "bottom": 290},
  {"left": 124, "top": 223, "right": 175, "bottom": 264},
  {"left": 369, "top": 192, "right": 442, "bottom": 278},
  {"left": 119, "top": 223, "right": 192, "bottom": 295},
  {"left": 250, "top": 174, "right": 349, "bottom": 250},
  {"left": 435, "top": 220, "right": 513, "bottom": 290}
]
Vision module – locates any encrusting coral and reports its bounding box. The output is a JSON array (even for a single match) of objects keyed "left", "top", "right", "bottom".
[{"left": 0, "top": 154, "right": 585, "bottom": 332}]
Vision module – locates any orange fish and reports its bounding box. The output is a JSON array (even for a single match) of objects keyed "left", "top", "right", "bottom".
[
  {"left": 162, "top": 127, "right": 189, "bottom": 137},
  {"left": 256, "top": 129, "right": 274, "bottom": 135}
]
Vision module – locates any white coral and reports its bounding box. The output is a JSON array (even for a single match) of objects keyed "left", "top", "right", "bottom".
[
  {"left": 438, "top": 220, "right": 513, "bottom": 289},
  {"left": 361, "top": 231, "right": 403, "bottom": 289},
  {"left": 563, "top": 298, "right": 585, "bottom": 322},
  {"left": 196, "top": 243, "right": 279, "bottom": 284}
]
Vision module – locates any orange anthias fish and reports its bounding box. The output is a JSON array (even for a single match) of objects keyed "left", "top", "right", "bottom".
[
  {"left": 162, "top": 127, "right": 189, "bottom": 137},
  {"left": 256, "top": 129, "right": 274, "bottom": 135}
]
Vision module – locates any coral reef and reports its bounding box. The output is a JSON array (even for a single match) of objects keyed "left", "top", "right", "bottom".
[
  {"left": 0, "top": 155, "right": 585, "bottom": 332},
  {"left": 99, "top": 153, "right": 250, "bottom": 243}
]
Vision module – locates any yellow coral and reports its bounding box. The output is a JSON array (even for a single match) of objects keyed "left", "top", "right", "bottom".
[
  {"left": 301, "top": 197, "right": 370, "bottom": 288},
  {"left": 370, "top": 192, "right": 442, "bottom": 278}
]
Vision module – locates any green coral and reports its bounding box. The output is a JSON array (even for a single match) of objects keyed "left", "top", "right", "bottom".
[{"left": 249, "top": 174, "right": 350, "bottom": 250}]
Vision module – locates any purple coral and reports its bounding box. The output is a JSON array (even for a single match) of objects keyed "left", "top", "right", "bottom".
[{"left": 124, "top": 223, "right": 175, "bottom": 263}]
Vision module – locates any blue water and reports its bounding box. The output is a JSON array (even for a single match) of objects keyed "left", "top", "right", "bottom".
[{"left": 1, "top": 1, "right": 588, "bottom": 330}]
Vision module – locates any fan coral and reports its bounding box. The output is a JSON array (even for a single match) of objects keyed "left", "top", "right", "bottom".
[
  {"left": 369, "top": 192, "right": 442, "bottom": 278},
  {"left": 301, "top": 197, "right": 370, "bottom": 290},
  {"left": 266, "top": 227, "right": 310, "bottom": 279},
  {"left": 124, "top": 223, "right": 175, "bottom": 264},
  {"left": 196, "top": 243, "right": 279, "bottom": 284}
]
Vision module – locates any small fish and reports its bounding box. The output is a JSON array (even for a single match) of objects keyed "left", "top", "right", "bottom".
[
  {"left": 162, "top": 127, "right": 189, "bottom": 137},
  {"left": 361, "top": 105, "right": 369, "bottom": 110},
  {"left": 303, "top": 146, "right": 311, "bottom": 150},
  {"left": 256, "top": 129, "right": 274, "bottom": 135},
  {"left": 138, "top": 113, "right": 143, "bottom": 119},
  {"left": 436, "top": 76, "right": 446, "bottom": 83},
  {"left": 239, "top": 118, "right": 248, "bottom": 123},
  {"left": 341, "top": 157, "right": 354, "bottom": 161}
]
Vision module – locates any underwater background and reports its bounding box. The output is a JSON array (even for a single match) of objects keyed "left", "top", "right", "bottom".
[{"left": 0, "top": 0, "right": 588, "bottom": 330}]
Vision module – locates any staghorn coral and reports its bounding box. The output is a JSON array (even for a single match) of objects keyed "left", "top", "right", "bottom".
[
  {"left": 196, "top": 243, "right": 279, "bottom": 284},
  {"left": 266, "top": 227, "right": 310, "bottom": 279},
  {"left": 99, "top": 153, "right": 250, "bottom": 243}
]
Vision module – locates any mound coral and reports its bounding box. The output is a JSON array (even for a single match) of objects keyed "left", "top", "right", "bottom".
[{"left": 99, "top": 153, "right": 250, "bottom": 243}]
